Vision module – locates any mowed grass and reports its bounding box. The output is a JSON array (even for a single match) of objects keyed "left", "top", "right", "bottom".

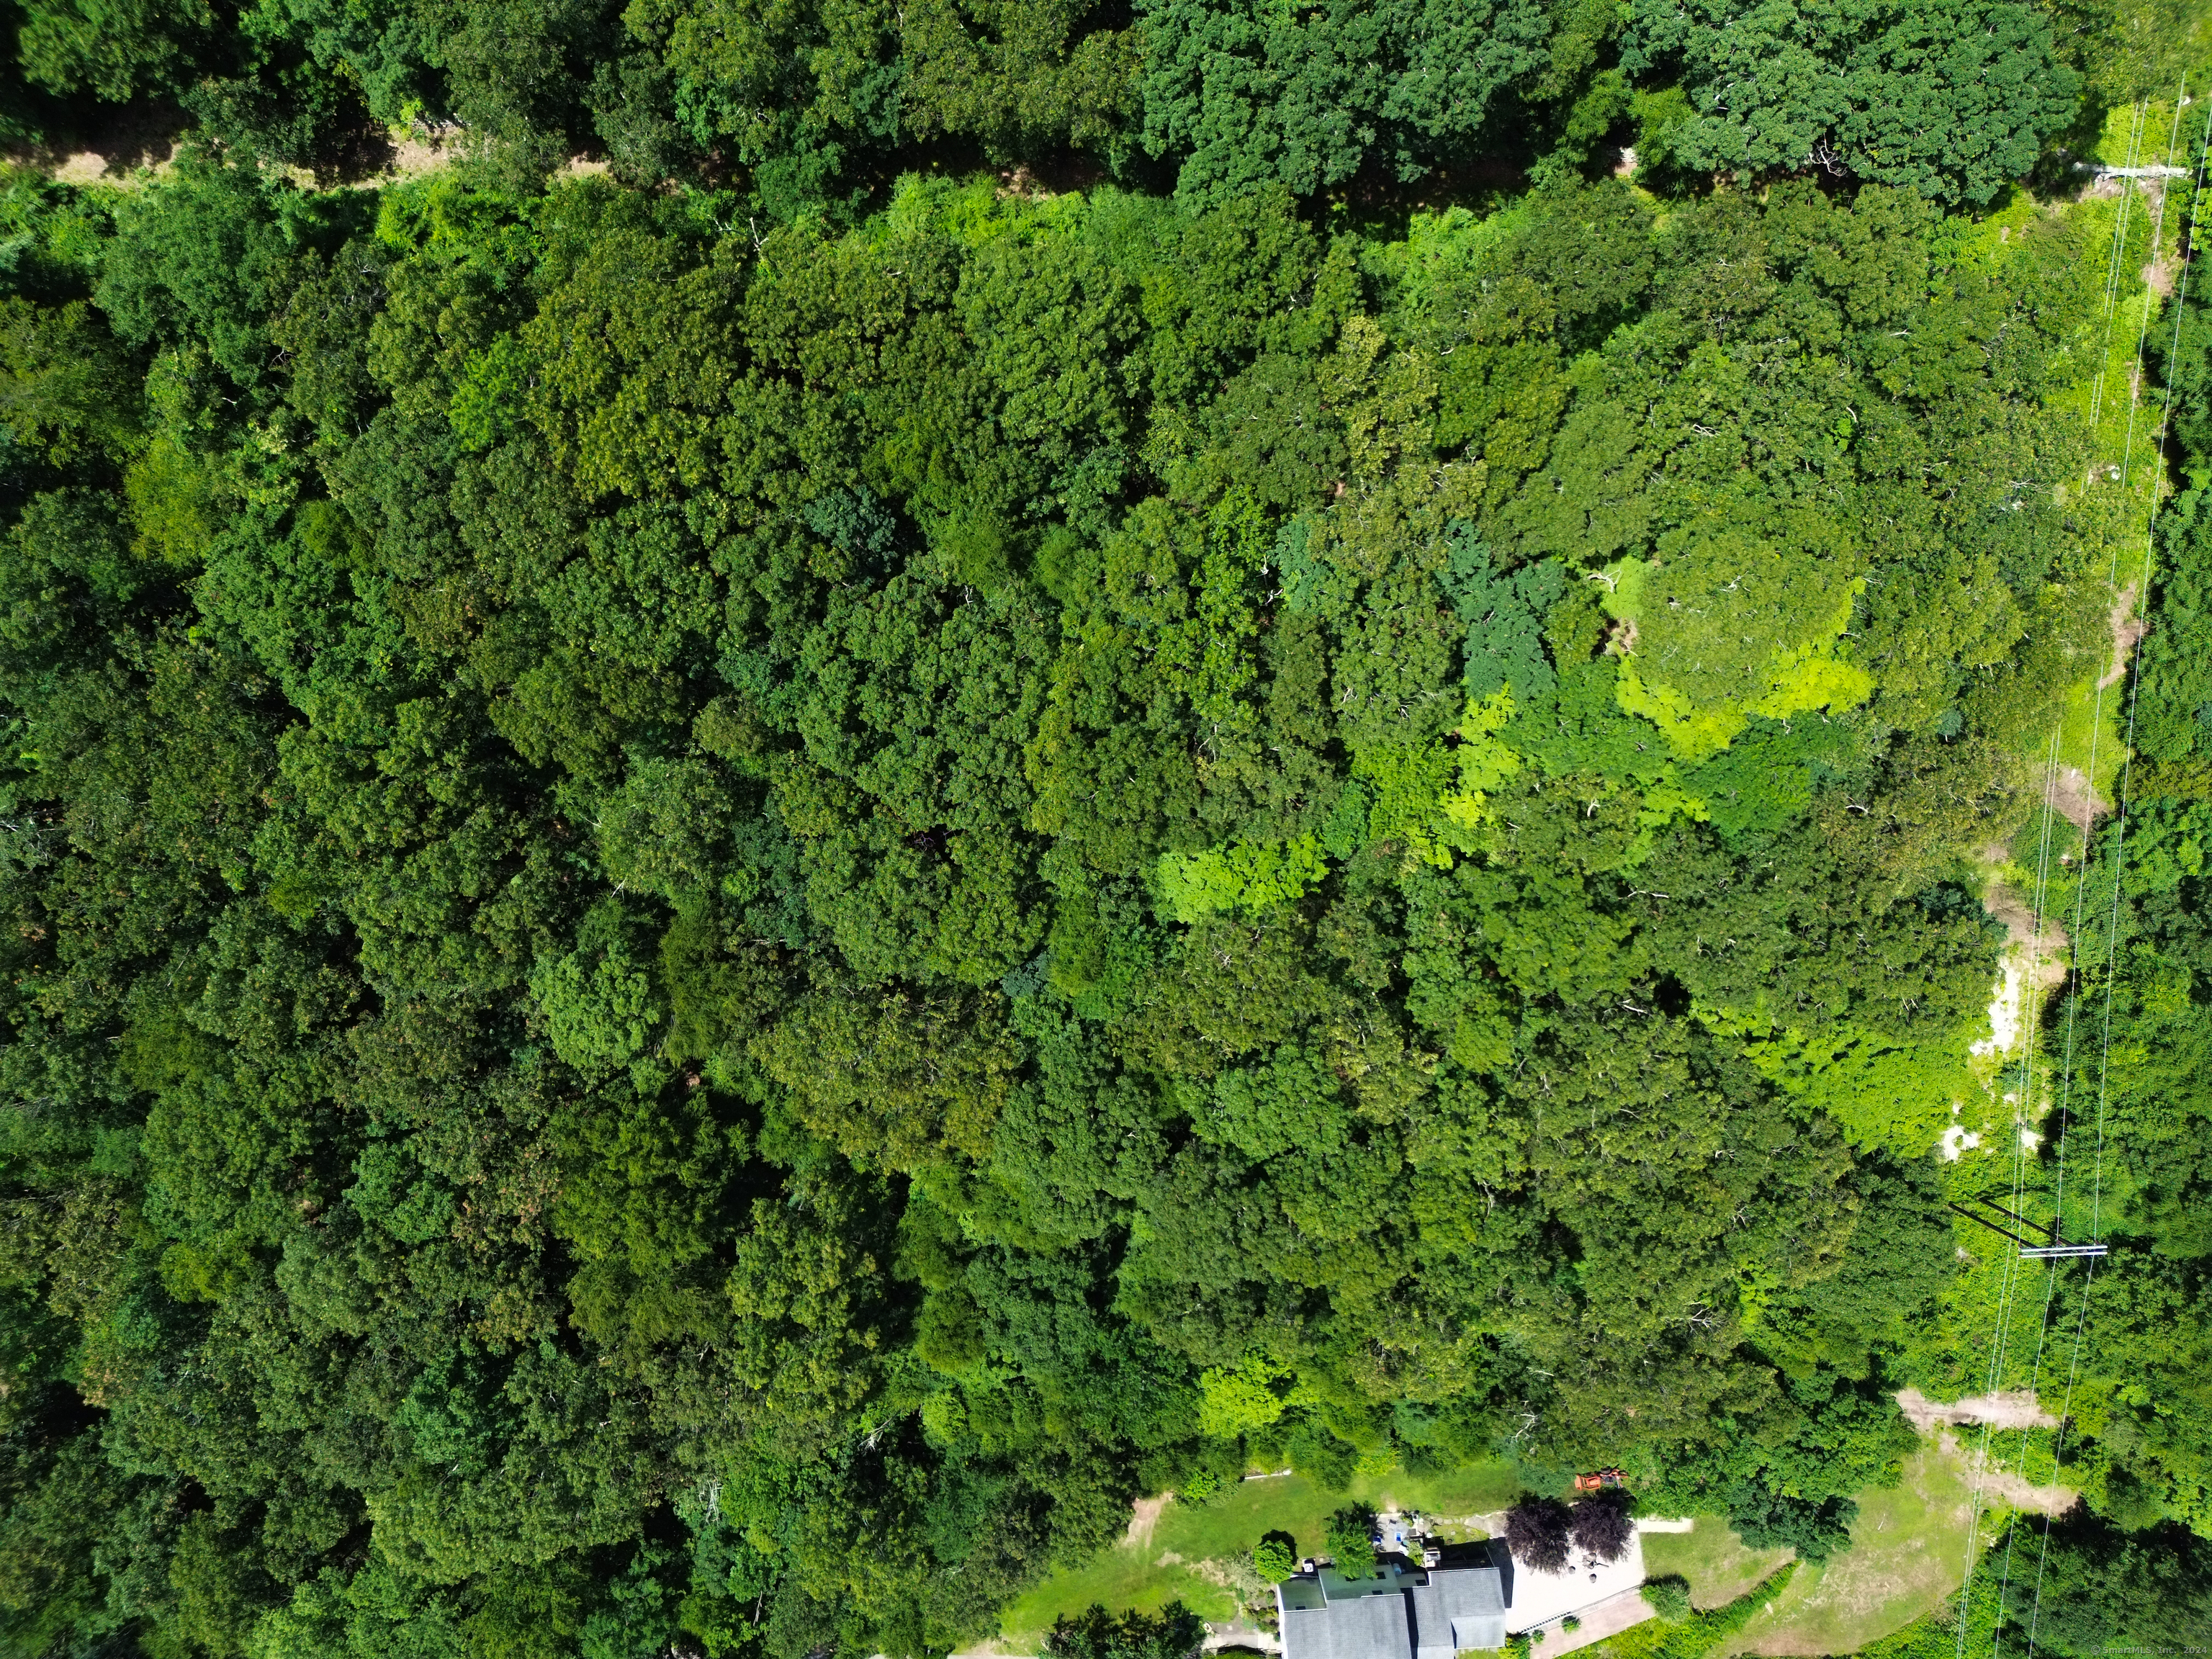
[
  {"left": 997, "top": 1547, "right": 1241, "bottom": 1641},
  {"left": 1712, "top": 1444, "right": 1982, "bottom": 1658},
  {"left": 1157, "top": 1464, "right": 1521, "bottom": 1560},
  {"left": 1640, "top": 1521, "right": 1794, "bottom": 1609},
  {"left": 997, "top": 1463, "right": 1521, "bottom": 1645}
]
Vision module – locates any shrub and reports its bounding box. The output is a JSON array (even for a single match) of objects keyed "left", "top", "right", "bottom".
[
  {"left": 1254, "top": 1532, "right": 1298, "bottom": 1583},
  {"left": 1642, "top": 1575, "right": 1693, "bottom": 1622},
  {"left": 1178, "top": 1469, "right": 1224, "bottom": 1504}
]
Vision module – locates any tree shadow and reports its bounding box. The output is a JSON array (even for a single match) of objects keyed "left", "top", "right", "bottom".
[{"left": 2, "top": 97, "right": 191, "bottom": 179}]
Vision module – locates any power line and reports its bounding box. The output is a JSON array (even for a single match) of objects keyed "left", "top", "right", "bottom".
[
  {"left": 2033, "top": 85, "right": 2189, "bottom": 1262},
  {"left": 2085, "top": 89, "right": 2208, "bottom": 1248},
  {"left": 1957, "top": 96, "right": 2177, "bottom": 1658},
  {"left": 1954, "top": 729, "right": 2062, "bottom": 1659},
  {"left": 2084, "top": 104, "right": 2150, "bottom": 469},
  {"left": 2019, "top": 81, "right": 2209, "bottom": 1659}
]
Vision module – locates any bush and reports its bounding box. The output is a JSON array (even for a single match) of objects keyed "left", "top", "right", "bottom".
[
  {"left": 1570, "top": 1491, "right": 1635, "bottom": 1563},
  {"left": 1326, "top": 1503, "right": 1379, "bottom": 1579},
  {"left": 1562, "top": 1616, "right": 1581, "bottom": 1632},
  {"left": 1505, "top": 1497, "right": 1573, "bottom": 1573},
  {"left": 1178, "top": 1469, "right": 1223, "bottom": 1504},
  {"left": 1254, "top": 1532, "right": 1298, "bottom": 1583},
  {"left": 1642, "top": 1576, "right": 1692, "bottom": 1622}
]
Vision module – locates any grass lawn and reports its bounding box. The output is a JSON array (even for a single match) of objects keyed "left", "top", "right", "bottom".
[
  {"left": 998, "top": 1463, "right": 1521, "bottom": 1645},
  {"left": 998, "top": 1549, "right": 1241, "bottom": 1642},
  {"left": 1640, "top": 1521, "right": 1794, "bottom": 1609},
  {"left": 1156, "top": 1465, "right": 1521, "bottom": 1560},
  {"left": 1713, "top": 1444, "right": 1983, "bottom": 1657}
]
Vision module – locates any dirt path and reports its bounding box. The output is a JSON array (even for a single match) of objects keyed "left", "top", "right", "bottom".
[
  {"left": 1123, "top": 1493, "right": 1170, "bottom": 1549},
  {"left": 1897, "top": 1392, "right": 2077, "bottom": 1517},
  {"left": 5, "top": 101, "right": 185, "bottom": 185},
  {"left": 2101, "top": 583, "right": 2146, "bottom": 692},
  {"left": 17, "top": 117, "right": 604, "bottom": 193},
  {"left": 1895, "top": 1388, "right": 2059, "bottom": 1434},
  {"left": 1946, "top": 1439, "right": 2077, "bottom": 1511},
  {"left": 2047, "top": 765, "right": 2107, "bottom": 835},
  {"left": 1930, "top": 1428, "right": 2077, "bottom": 1513},
  {"left": 2040, "top": 583, "right": 2147, "bottom": 834},
  {"left": 1979, "top": 884, "right": 2070, "bottom": 970}
]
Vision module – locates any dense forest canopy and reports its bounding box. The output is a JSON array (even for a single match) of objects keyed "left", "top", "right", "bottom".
[{"left": 3, "top": 0, "right": 2212, "bottom": 1654}]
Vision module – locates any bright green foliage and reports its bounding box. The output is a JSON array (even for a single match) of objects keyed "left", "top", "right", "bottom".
[
  {"left": 1253, "top": 1532, "right": 1298, "bottom": 1583},
  {"left": 1157, "top": 836, "right": 1328, "bottom": 922},
  {"left": 1197, "top": 1356, "right": 1290, "bottom": 1438}
]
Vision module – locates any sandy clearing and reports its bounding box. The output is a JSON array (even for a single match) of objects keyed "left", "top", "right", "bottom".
[
  {"left": 1929, "top": 1427, "right": 2077, "bottom": 1513},
  {"left": 2046, "top": 765, "right": 2108, "bottom": 835},
  {"left": 1895, "top": 1388, "right": 2059, "bottom": 1434},
  {"left": 1897, "top": 1393, "right": 2078, "bottom": 1516}
]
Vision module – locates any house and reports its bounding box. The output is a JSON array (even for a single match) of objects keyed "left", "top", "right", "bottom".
[{"left": 1275, "top": 1549, "right": 1509, "bottom": 1659}]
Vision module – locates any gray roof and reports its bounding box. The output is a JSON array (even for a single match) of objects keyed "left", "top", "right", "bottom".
[
  {"left": 1277, "top": 1557, "right": 1508, "bottom": 1659},
  {"left": 1410, "top": 1566, "right": 1506, "bottom": 1659},
  {"left": 1282, "top": 1583, "right": 1411, "bottom": 1659}
]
